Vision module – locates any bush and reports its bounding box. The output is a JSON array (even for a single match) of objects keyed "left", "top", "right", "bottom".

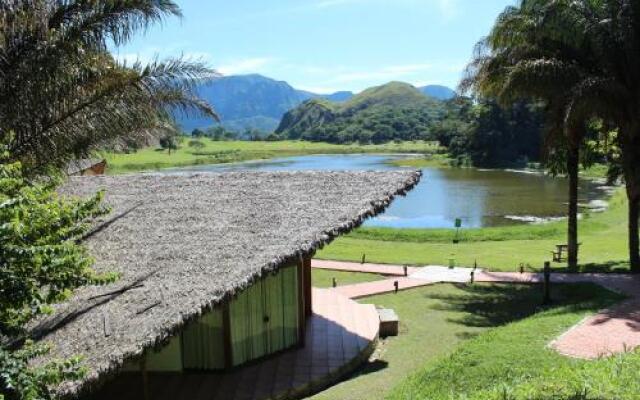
[
  {"left": 0, "top": 157, "right": 116, "bottom": 399},
  {"left": 188, "top": 140, "right": 205, "bottom": 149}
]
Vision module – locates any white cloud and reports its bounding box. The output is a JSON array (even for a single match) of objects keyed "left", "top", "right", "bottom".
[{"left": 217, "top": 57, "right": 273, "bottom": 75}]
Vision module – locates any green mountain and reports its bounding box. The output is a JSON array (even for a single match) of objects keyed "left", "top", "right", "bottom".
[
  {"left": 178, "top": 74, "right": 353, "bottom": 133},
  {"left": 275, "top": 82, "right": 447, "bottom": 143},
  {"left": 343, "top": 81, "right": 432, "bottom": 110}
]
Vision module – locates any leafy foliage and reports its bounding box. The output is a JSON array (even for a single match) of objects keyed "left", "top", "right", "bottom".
[
  {"left": 465, "top": 100, "right": 544, "bottom": 167},
  {"left": 0, "top": 0, "right": 218, "bottom": 175},
  {"left": 430, "top": 97, "right": 545, "bottom": 168},
  {"left": 0, "top": 155, "right": 115, "bottom": 399},
  {"left": 0, "top": 1, "right": 211, "bottom": 395},
  {"left": 461, "top": 0, "right": 640, "bottom": 270},
  {"left": 159, "top": 133, "right": 179, "bottom": 154},
  {"left": 0, "top": 161, "right": 113, "bottom": 335},
  {"left": 0, "top": 341, "right": 84, "bottom": 400}
]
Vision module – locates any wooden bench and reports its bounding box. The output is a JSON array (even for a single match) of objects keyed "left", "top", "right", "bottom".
[{"left": 551, "top": 243, "right": 582, "bottom": 263}]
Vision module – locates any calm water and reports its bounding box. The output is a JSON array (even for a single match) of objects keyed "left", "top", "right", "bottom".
[{"left": 166, "top": 154, "right": 608, "bottom": 229}]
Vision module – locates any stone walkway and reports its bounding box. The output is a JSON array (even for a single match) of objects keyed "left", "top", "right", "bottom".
[{"left": 314, "top": 260, "right": 640, "bottom": 359}]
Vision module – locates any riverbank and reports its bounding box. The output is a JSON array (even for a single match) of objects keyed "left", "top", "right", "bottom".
[
  {"left": 317, "top": 188, "right": 629, "bottom": 272},
  {"left": 103, "top": 139, "right": 443, "bottom": 174},
  {"left": 389, "top": 155, "right": 613, "bottom": 180}
]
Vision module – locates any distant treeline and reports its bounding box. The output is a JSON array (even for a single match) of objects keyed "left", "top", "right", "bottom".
[
  {"left": 435, "top": 98, "right": 545, "bottom": 168},
  {"left": 269, "top": 82, "right": 548, "bottom": 167}
]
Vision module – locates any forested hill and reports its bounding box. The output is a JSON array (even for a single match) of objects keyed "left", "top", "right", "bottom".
[
  {"left": 275, "top": 82, "right": 447, "bottom": 143},
  {"left": 178, "top": 74, "right": 354, "bottom": 133}
]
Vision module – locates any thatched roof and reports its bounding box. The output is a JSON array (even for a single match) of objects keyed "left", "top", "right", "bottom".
[{"left": 32, "top": 170, "right": 421, "bottom": 396}]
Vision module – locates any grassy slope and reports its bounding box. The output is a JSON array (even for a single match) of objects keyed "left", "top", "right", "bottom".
[
  {"left": 103, "top": 139, "right": 440, "bottom": 174},
  {"left": 388, "top": 284, "right": 634, "bottom": 400},
  {"left": 317, "top": 190, "right": 629, "bottom": 272},
  {"left": 308, "top": 278, "right": 622, "bottom": 400},
  {"left": 341, "top": 82, "right": 437, "bottom": 111}
]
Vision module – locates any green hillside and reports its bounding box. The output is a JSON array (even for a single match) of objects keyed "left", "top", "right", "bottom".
[
  {"left": 275, "top": 82, "right": 447, "bottom": 144},
  {"left": 342, "top": 81, "right": 435, "bottom": 111}
]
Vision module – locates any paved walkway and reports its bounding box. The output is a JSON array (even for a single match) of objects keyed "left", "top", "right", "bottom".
[
  {"left": 314, "top": 260, "right": 640, "bottom": 359},
  {"left": 312, "top": 259, "right": 418, "bottom": 276},
  {"left": 332, "top": 277, "right": 435, "bottom": 299}
]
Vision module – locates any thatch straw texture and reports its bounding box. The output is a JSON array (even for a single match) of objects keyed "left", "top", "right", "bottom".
[{"left": 33, "top": 171, "right": 420, "bottom": 396}]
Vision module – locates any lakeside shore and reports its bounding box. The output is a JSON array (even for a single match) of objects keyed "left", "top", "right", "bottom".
[{"left": 103, "top": 139, "right": 443, "bottom": 174}]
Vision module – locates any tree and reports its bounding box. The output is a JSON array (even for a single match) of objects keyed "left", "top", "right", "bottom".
[
  {"left": 191, "top": 128, "right": 206, "bottom": 138},
  {"left": 461, "top": 0, "right": 599, "bottom": 270},
  {"left": 457, "top": 100, "right": 544, "bottom": 168},
  {"left": 0, "top": 1, "right": 218, "bottom": 397},
  {"left": 549, "top": 0, "right": 640, "bottom": 272},
  {"left": 0, "top": 0, "right": 219, "bottom": 176},
  {"left": 159, "top": 133, "right": 179, "bottom": 155},
  {"left": 0, "top": 154, "right": 116, "bottom": 399},
  {"left": 496, "top": 0, "right": 640, "bottom": 272}
]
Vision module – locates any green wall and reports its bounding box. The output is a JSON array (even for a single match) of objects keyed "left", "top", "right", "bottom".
[
  {"left": 146, "top": 335, "right": 183, "bottom": 372},
  {"left": 182, "top": 308, "right": 225, "bottom": 370},
  {"left": 120, "top": 335, "right": 183, "bottom": 372},
  {"left": 130, "top": 263, "right": 301, "bottom": 372},
  {"left": 230, "top": 263, "right": 300, "bottom": 366}
]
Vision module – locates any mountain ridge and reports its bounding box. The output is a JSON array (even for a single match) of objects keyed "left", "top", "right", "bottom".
[
  {"left": 275, "top": 81, "right": 447, "bottom": 143},
  {"left": 178, "top": 74, "right": 455, "bottom": 133}
]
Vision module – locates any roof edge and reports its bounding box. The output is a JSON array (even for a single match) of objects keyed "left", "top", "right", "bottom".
[{"left": 59, "top": 170, "right": 422, "bottom": 397}]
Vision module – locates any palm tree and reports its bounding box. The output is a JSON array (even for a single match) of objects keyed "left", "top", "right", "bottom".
[
  {"left": 461, "top": 0, "right": 595, "bottom": 270},
  {"left": 538, "top": 0, "right": 640, "bottom": 272},
  {"left": 0, "top": 0, "right": 218, "bottom": 175},
  {"left": 467, "top": 0, "right": 640, "bottom": 272}
]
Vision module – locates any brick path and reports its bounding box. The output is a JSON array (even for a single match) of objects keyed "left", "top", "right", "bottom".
[
  {"left": 332, "top": 277, "right": 435, "bottom": 299},
  {"left": 312, "top": 259, "right": 418, "bottom": 276},
  {"left": 314, "top": 260, "right": 640, "bottom": 359}
]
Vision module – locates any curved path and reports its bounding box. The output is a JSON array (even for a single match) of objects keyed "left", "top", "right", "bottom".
[{"left": 312, "top": 260, "right": 640, "bottom": 360}]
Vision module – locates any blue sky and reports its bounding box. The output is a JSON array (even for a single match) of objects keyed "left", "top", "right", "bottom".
[{"left": 114, "top": 0, "right": 514, "bottom": 93}]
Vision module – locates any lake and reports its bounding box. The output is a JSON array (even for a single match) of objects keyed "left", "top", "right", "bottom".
[{"left": 165, "top": 154, "right": 610, "bottom": 229}]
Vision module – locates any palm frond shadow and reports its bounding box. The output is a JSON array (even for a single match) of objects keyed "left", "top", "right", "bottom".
[{"left": 425, "top": 282, "right": 613, "bottom": 330}]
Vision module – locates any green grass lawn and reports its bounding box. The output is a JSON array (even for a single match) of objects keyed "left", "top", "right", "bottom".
[
  {"left": 388, "top": 284, "right": 635, "bottom": 400},
  {"left": 103, "top": 139, "right": 441, "bottom": 174},
  {"left": 317, "top": 189, "right": 629, "bottom": 272},
  {"left": 312, "top": 269, "right": 383, "bottom": 288},
  {"left": 308, "top": 277, "right": 622, "bottom": 400},
  {"left": 385, "top": 153, "right": 451, "bottom": 168}
]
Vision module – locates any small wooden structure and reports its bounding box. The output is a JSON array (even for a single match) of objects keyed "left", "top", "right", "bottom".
[
  {"left": 34, "top": 171, "right": 420, "bottom": 398},
  {"left": 551, "top": 243, "right": 582, "bottom": 262},
  {"left": 66, "top": 158, "right": 107, "bottom": 176},
  {"left": 121, "top": 260, "right": 310, "bottom": 374}
]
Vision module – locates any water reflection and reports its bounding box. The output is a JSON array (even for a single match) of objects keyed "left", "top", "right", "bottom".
[{"left": 165, "top": 154, "right": 608, "bottom": 229}]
